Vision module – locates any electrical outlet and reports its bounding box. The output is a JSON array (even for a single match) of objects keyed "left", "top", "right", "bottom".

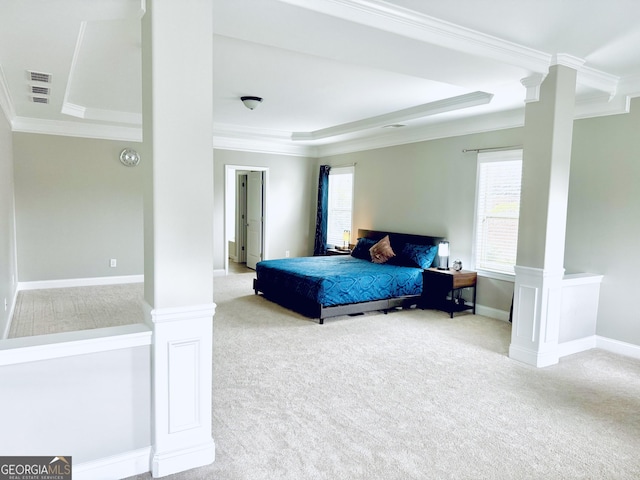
[
  {"left": 285, "top": 250, "right": 290, "bottom": 258},
  {"left": 110, "top": 259, "right": 117, "bottom": 268}
]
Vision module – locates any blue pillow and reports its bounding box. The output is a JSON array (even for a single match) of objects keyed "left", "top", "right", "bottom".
[
  {"left": 351, "top": 237, "right": 377, "bottom": 260},
  {"left": 399, "top": 243, "right": 438, "bottom": 269}
]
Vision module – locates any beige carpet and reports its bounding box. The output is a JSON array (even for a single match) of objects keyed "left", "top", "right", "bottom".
[
  {"left": 141, "top": 272, "right": 639, "bottom": 480},
  {"left": 9, "top": 283, "right": 144, "bottom": 338},
  {"left": 11, "top": 274, "right": 640, "bottom": 479}
]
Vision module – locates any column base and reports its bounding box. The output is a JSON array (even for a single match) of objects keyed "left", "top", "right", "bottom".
[
  {"left": 152, "top": 439, "right": 215, "bottom": 478},
  {"left": 509, "top": 343, "right": 559, "bottom": 368},
  {"left": 509, "top": 265, "right": 564, "bottom": 368}
]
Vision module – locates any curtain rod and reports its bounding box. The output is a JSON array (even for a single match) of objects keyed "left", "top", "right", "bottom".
[
  {"left": 462, "top": 145, "right": 522, "bottom": 153},
  {"left": 330, "top": 162, "right": 357, "bottom": 168}
]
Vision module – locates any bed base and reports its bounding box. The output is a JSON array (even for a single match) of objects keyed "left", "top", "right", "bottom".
[
  {"left": 253, "top": 228, "right": 445, "bottom": 324},
  {"left": 253, "top": 278, "right": 420, "bottom": 324}
]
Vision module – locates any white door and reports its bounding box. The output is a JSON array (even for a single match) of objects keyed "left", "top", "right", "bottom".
[
  {"left": 236, "top": 174, "right": 247, "bottom": 263},
  {"left": 246, "top": 171, "right": 263, "bottom": 270}
]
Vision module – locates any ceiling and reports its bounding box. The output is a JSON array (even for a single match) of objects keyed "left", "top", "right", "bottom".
[{"left": 1, "top": 0, "right": 640, "bottom": 157}]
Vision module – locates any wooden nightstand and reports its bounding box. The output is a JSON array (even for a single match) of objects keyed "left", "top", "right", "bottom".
[{"left": 422, "top": 268, "right": 477, "bottom": 318}]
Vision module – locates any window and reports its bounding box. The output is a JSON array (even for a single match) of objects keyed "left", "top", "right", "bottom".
[
  {"left": 327, "top": 166, "right": 354, "bottom": 248},
  {"left": 473, "top": 150, "right": 523, "bottom": 276}
]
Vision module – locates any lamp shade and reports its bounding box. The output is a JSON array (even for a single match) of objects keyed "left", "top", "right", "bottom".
[{"left": 437, "top": 240, "right": 450, "bottom": 269}]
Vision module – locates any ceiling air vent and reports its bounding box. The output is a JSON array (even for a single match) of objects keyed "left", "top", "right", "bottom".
[
  {"left": 27, "top": 70, "right": 52, "bottom": 83},
  {"left": 30, "top": 85, "right": 50, "bottom": 95},
  {"left": 31, "top": 96, "right": 49, "bottom": 104}
]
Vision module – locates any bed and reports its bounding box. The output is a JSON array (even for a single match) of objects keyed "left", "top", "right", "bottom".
[{"left": 253, "top": 229, "right": 445, "bottom": 323}]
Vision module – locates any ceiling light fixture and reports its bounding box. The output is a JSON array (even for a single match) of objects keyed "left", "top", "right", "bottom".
[{"left": 241, "top": 96, "right": 263, "bottom": 110}]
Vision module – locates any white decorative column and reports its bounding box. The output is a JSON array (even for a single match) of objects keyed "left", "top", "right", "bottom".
[
  {"left": 140, "top": 0, "right": 215, "bottom": 477},
  {"left": 509, "top": 64, "right": 577, "bottom": 367}
]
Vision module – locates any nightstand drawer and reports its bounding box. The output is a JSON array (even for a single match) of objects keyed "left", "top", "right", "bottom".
[{"left": 452, "top": 271, "right": 477, "bottom": 289}]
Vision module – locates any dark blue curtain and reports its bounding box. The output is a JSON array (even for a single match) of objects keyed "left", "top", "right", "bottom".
[{"left": 313, "top": 165, "right": 331, "bottom": 256}]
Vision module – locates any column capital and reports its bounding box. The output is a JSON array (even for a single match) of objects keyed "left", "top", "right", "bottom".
[{"left": 521, "top": 73, "right": 547, "bottom": 103}]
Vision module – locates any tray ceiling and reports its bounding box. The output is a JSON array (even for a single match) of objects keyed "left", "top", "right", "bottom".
[{"left": 1, "top": 0, "right": 639, "bottom": 156}]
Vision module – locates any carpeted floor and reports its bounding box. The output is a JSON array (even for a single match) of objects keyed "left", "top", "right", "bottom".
[
  {"left": 9, "top": 283, "right": 144, "bottom": 338},
  {"left": 11, "top": 273, "right": 640, "bottom": 479},
  {"left": 141, "top": 272, "right": 640, "bottom": 480}
]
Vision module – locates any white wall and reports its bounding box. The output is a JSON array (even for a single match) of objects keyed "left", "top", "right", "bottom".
[
  {"left": 0, "top": 343, "right": 151, "bottom": 464},
  {"left": 0, "top": 109, "right": 17, "bottom": 337}
]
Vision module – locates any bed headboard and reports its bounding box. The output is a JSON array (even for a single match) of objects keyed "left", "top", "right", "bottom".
[{"left": 357, "top": 229, "right": 446, "bottom": 268}]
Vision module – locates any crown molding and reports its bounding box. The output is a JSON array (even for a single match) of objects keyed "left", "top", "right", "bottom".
[
  {"left": 617, "top": 73, "right": 640, "bottom": 97},
  {"left": 278, "top": 0, "right": 551, "bottom": 72},
  {"left": 292, "top": 91, "right": 493, "bottom": 141},
  {"left": 574, "top": 93, "right": 630, "bottom": 119},
  {"left": 315, "top": 108, "right": 526, "bottom": 157},
  {"left": 62, "top": 101, "right": 143, "bottom": 125},
  {"left": 11, "top": 116, "right": 142, "bottom": 142},
  {"left": 551, "top": 53, "right": 585, "bottom": 70},
  {"left": 213, "top": 135, "right": 316, "bottom": 157},
  {"left": 278, "top": 0, "right": 621, "bottom": 97},
  {"left": 213, "top": 123, "right": 316, "bottom": 157}
]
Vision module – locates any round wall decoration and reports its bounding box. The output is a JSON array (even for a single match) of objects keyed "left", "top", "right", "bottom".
[{"left": 119, "top": 148, "right": 140, "bottom": 167}]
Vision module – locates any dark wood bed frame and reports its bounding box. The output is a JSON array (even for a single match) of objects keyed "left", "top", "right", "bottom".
[{"left": 253, "top": 229, "right": 445, "bottom": 324}]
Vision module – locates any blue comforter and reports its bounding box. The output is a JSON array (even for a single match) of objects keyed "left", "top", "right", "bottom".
[{"left": 256, "top": 255, "right": 423, "bottom": 307}]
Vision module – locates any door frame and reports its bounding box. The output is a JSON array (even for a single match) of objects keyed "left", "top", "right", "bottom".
[{"left": 224, "top": 164, "right": 269, "bottom": 275}]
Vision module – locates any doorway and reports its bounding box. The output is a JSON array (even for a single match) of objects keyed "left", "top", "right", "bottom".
[{"left": 224, "top": 165, "right": 268, "bottom": 274}]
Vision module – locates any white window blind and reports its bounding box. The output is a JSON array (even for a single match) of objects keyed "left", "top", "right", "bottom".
[
  {"left": 327, "top": 166, "right": 354, "bottom": 247},
  {"left": 473, "top": 150, "right": 523, "bottom": 275}
]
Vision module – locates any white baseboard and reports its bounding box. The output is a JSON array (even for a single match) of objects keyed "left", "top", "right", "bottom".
[
  {"left": 17, "top": 274, "right": 144, "bottom": 291},
  {"left": 596, "top": 335, "right": 640, "bottom": 360},
  {"left": 74, "top": 446, "right": 151, "bottom": 480},
  {"left": 213, "top": 269, "right": 226, "bottom": 277},
  {"left": 539, "top": 335, "right": 640, "bottom": 363},
  {"left": 558, "top": 335, "right": 597, "bottom": 358},
  {"left": 475, "top": 304, "right": 510, "bottom": 323}
]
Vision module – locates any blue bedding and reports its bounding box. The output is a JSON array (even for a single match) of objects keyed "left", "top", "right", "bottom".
[{"left": 255, "top": 255, "right": 423, "bottom": 307}]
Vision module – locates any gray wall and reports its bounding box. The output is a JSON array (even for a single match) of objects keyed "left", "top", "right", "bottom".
[
  {"left": 319, "top": 127, "right": 524, "bottom": 314},
  {"left": 7, "top": 99, "right": 640, "bottom": 347},
  {"left": 13, "top": 134, "right": 144, "bottom": 282},
  {"left": 0, "top": 111, "right": 17, "bottom": 336},
  {"left": 212, "top": 149, "right": 317, "bottom": 271},
  {"left": 566, "top": 98, "right": 640, "bottom": 345},
  {"left": 11, "top": 137, "right": 319, "bottom": 282},
  {"left": 319, "top": 98, "right": 640, "bottom": 346}
]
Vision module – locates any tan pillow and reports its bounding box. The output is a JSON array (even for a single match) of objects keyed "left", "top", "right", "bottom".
[{"left": 369, "top": 235, "right": 396, "bottom": 264}]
